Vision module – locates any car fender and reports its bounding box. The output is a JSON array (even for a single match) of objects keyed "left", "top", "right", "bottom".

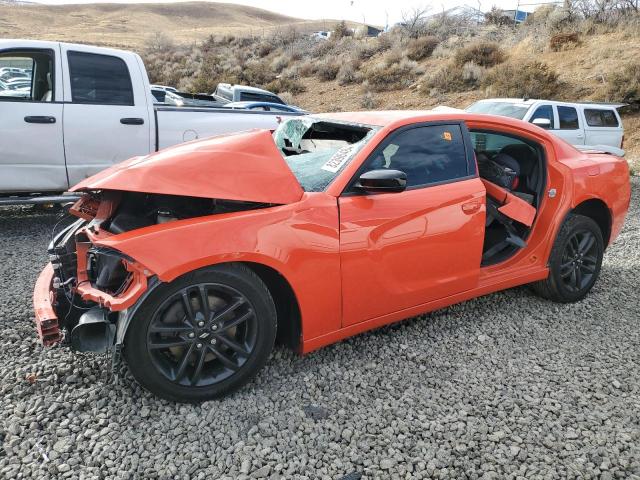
[{"left": 93, "top": 192, "right": 343, "bottom": 342}]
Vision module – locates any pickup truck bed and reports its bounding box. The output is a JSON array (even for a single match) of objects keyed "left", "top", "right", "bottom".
[{"left": 0, "top": 39, "right": 303, "bottom": 202}]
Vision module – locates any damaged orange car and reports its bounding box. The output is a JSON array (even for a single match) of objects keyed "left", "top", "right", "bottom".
[{"left": 34, "top": 111, "right": 631, "bottom": 402}]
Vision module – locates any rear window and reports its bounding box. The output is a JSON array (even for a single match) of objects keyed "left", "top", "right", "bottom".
[
  {"left": 558, "top": 106, "right": 579, "bottom": 130},
  {"left": 584, "top": 109, "right": 619, "bottom": 127},
  {"left": 466, "top": 101, "right": 529, "bottom": 120},
  {"left": 68, "top": 51, "right": 134, "bottom": 105},
  {"left": 240, "top": 91, "right": 284, "bottom": 104}
]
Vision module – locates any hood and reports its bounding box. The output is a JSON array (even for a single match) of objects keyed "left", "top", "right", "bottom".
[{"left": 71, "top": 130, "right": 304, "bottom": 204}]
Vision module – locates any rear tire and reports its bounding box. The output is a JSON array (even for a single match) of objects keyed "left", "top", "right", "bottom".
[
  {"left": 123, "top": 264, "right": 276, "bottom": 403},
  {"left": 532, "top": 214, "right": 604, "bottom": 303}
]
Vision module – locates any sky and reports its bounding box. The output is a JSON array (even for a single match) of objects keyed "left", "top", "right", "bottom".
[{"left": 31, "top": 0, "right": 558, "bottom": 26}]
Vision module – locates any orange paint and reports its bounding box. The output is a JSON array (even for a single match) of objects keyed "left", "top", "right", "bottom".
[{"left": 34, "top": 111, "right": 631, "bottom": 352}]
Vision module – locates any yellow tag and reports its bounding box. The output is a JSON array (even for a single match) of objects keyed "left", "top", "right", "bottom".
[{"left": 442, "top": 131, "right": 452, "bottom": 141}]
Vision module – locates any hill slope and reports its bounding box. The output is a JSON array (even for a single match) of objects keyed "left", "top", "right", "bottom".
[{"left": 0, "top": 1, "right": 336, "bottom": 48}]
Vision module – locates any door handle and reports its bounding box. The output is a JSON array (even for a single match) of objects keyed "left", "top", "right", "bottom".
[
  {"left": 462, "top": 200, "right": 482, "bottom": 214},
  {"left": 24, "top": 116, "right": 56, "bottom": 124},
  {"left": 120, "top": 117, "right": 144, "bottom": 125}
]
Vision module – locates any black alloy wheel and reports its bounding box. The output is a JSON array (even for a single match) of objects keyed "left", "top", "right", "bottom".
[
  {"left": 124, "top": 264, "right": 277, "bottom": 402},
  {"left": 558, "top": 230, "right": 599, "bottom": 293},
  {"left": 532, "top": 214, "right": 604, "bottom": 303},
  {"left": 147, "top": 283, "right": 257, "bottom": 387}
]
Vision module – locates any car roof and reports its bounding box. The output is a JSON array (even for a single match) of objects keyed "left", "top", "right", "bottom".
[
  {"left": 314, "top": 109, "right": 471, "bottom": 127},
  {"left": 473, "top": 98, "right": 626, "bottom": 109}
]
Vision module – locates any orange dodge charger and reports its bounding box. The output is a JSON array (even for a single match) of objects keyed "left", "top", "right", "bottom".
[{"left": 34, "top": 111, "right": 631, "bottom": 402}]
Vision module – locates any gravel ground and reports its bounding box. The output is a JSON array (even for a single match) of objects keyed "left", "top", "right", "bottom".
[{"left": 1, "top": 178, "right": 639, "bottom": 480}]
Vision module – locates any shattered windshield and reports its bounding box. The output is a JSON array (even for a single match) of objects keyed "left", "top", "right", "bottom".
[{"left": 274, "top": 117, "right": 376, "bottom": 192}]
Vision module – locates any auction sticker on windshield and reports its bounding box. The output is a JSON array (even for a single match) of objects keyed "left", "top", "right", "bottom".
[{"left": 321, "top": 145, "right": 354, "bottom": 173}]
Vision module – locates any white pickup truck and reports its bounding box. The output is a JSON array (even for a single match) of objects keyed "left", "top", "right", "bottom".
[{"left": 0, "top": 40, "right": 304, "bottom": 203}]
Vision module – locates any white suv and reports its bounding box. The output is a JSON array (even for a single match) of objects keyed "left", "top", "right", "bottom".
[{"left": 467, "top": 99, "right": 625, "bottom": 149}]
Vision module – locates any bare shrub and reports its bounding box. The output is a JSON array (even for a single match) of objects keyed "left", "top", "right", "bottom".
[
  {"left": 265, "top": 76, "right": 306, "bottom": 94},
  {"left": 483, "top": 61, "right": 561, "bottom": 98},
  {"left": 462, "top": 62, "right": 486, "bottom": 84},
  {"left": 382, "top": 48, "right": 404, "bottom": 66},
  {"left": 365, "top": 57, "right": 422, "bottom": 92},
  {"left": 607, "top": 62, "right": 640, "bottom": 109},
  {"left": 256, "top": 41, "right": 273, "bottom": 57},
  {"left": 422, "top": 63, "right": 470, "bottom": 93},
  {"left": 239, "top": 59, "right": 274, "bottom": 86},
  {"left": 353, "top": 42, "right": 373, "bottom": 60},
  {"left": 398, "top": 6, "right": 431, "bottom": 39},
  {"left": 549, "top": 32, "right": 581, "bottom": 51},
  {"left": 145, "top": 32, "right": 175, "bottom": 54},
  {"left": 361, "top": 91, "right": 378, "bottom": 109},
  {"left": 191, "top": 55, "right": 231, "bottom": 94},
  {"left": 311, "top": 40, "right": 334, "bottom": 58},
  {"left": 337, "top": 59, "right": 362, "bottom": 85},
  {"left": 298, "top": 60, "right": 316, "bottom": 77},
  {"left": 269, "top": 27, "right": 300, "bottom": 48},
  {"left": 405, "top": 36, "right": 440, "bottom": 61},
  {"left": 375, "top": 34, "right": 396, "bottom": 53},
  {"left": 454, "top": 41, "right": 505, "bottom": 68},
  {"left": 270, "top": 54, "right": 290, "bottom": 73},
  {"left": 315, "top": 58, "right": 341, "bottom": 81}
]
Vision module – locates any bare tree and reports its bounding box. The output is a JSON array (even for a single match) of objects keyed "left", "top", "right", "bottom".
[
  {"left": 145, "top": 32, "right": 175, "bottom": 54},
  {"left": 399, "top": 6, "right": 431, "bottom": 39}
]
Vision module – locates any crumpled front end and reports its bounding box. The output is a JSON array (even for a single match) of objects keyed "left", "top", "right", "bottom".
[
  {"left": 33, "top": 193, "right": 153, "bottom": 351},
  {"left": 33, "top": 189, "right": 275, "bottom": 351}
]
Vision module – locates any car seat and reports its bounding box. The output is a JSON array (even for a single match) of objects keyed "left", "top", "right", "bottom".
[{"left": 498, "top": 144, "right": 538, "bottom": 193}]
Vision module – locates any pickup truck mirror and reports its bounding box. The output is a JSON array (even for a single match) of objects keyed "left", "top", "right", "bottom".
[
  {"left": 532, "top": 118, "right": 551, "bottom": 129},
  {"left": 357, "top": 169, "right": 407, "bottom": 193}
]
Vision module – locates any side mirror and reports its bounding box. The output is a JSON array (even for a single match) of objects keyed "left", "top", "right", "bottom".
[
  {"left": 532, "top": 118, "right": 551, "bottom": 129},
  {"left": 357, "top": 169, "right": 407, "bottom": 193}
]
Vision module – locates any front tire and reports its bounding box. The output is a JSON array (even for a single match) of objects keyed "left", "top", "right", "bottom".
[
  {"left": 533, "top": 214, "right": 604, "bottom": 303},
  {"left": 123, "top": 264, "right": 276, "bottom": 403}
]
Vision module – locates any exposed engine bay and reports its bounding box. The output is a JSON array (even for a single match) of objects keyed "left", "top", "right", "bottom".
[{"left": 45, "top": 191, "right": 270, "bottom": 351}]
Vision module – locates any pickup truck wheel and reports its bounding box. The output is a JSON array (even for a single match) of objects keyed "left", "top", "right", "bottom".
[
  {"left": 123, "top": 264, "right": 276, "bottom": 403},
  {"left": 533, "top": 214, "right": 603, "bottom": 303}
]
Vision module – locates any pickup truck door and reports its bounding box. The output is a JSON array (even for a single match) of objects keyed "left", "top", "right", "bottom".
[
  {"left": 60, "top": 44, "right": 152, "bottom": 186},
  {"left": 0, "top": 46, "right": 67, "bottom": 193},
  {"left": 338, "top": 123, "right": 485, "bottom": 327},
  {"left": 552, "top": 105, "right": 585, "bottom": 146}
]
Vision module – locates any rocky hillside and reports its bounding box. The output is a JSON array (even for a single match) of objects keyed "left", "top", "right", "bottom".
[{"left": 141, "top": 6, "right": 640, "bottom": 168}]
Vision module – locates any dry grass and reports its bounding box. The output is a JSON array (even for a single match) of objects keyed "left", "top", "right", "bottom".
[
  {"left": 607, "top": 63, "right": 640, "bottom": 110},
  {"left": 0, "top": 1, "right": 360, "bottom": 48},
  {"left": 364, "top": 57, "right": 422, "bottom": 92},
  {"left": 549, "top": 32, "right": 581, "bottom": 52},
  {"left": 315, "top": 58, "right": 341, "bottom": 82},
  {"left": 405, "top": 36, "right": 439, "bottom": 61},
  {"left": 453, "top": 41, "right": 505, "bottom": 68},
  {"left": 483, "top": 61, "right": 562, "bottom": 99}
]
